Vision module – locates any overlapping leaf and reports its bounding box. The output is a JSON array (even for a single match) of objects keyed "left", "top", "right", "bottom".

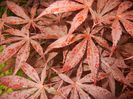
[
  {"left": 53, "top": 65, "right": 115, "bottom": 99},
  {"left": 0, "top": 25, "right": 44, "bottom": 74},
  {"left": 90, "top": 0, "right": 120, "bottom": 25},
  {"left": 111, "top": 1, "right": 133, "bottom": 51},
  {"left": 37, "top": 0, "right": 95, "bottom": 34},
  {"left": 5, "top": 0, "right": 40, "bottom": 29},
  {"left": 0, "top": 0, "right": 133, "bottom": 98},
  {"left": 0, "top": 63, "right": 50, "bottom": 99}
]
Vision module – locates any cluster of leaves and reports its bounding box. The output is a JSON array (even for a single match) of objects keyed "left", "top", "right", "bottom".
[{"left": 0, "top": 0, "right": 133, "bottom": 99}]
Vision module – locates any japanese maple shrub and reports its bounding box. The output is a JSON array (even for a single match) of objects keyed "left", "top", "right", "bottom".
[{"left": 0, "top": 0, "right": 133, "bottom": 99}]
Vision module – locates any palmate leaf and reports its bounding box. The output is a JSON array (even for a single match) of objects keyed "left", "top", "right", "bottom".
[
  {"left": 97, "top": 0, "right": 120, "bottom": 15},
  {"left": 1, "top": 25, "right": 55, "bottom": 74},
  {"left": 90, "top": 0, "right": 120, "bottom": 25},
  {"left": 100, "top": 55, "right": 132, "bottom": 94},
  {"left": 111, "top": 1, "right": 133, "bottom": 51},
  {"left": 5, "top": 1, "right": 29, "bottom": 25},
  {"left": 0, "top": 63, "right": 49, "bottom": 99},
  {"left": 81, "top": 84, "right": 115, "bottom": 99},
  {"left": 45, "top": 31, "right": 101, "bottom": 75},
  {"left": 6, "top": 0, "right": 29, "bottom": 19},
  {"left": 77, "top": 62, "right": 109, "bottom": 84},
  {"left": 45, "top": 28, "right": 101, "bottom": 76},
  {"left": 0, "top": 0, "right": 133, "bottom": 98},
  {"left": 5, "top": 0, "right": 41, "bottom": 29},
  {"left": 37, "top": 0, "right": 95, "bottom": 34},
  {"left": 53, "top": 65, "right": 115, "bottom": 99},
  {"left": 101, "top": 56, "right": 126, "bottom": 83}
]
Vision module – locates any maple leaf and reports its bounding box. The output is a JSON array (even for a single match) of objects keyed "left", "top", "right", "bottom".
[
  {"left": 0, "top": 25, "right": 46, "bottom": 74},
  {"left": 90, "top": 0, "right": 120, "bottom": 25},
  {"left": 101, "top": 55, "right": 133, "bottom": 94},
  {"left": 44, "top": 33, "right": 86, "bottom": 72},
  {"left": 101, "top": 56, "right": 126, "bottom": 82},
  {"left": 0, "top": 63, "right": 51, "bottom": 99},
  {"left": 5, "top": 0, "right": 40, "bottom": 29},
  {"left": 111, "top": 1, "right": 133, "bottom": 51},
  {"left": 52, "top": 64, "right": 115, "bottom": 99},
  {"left": 61, "top": 31, "right": 101, "bottom": 82},
  {"left": 45, "top": 26, "right": 110, "bottom": 80},
  {"left": 0, "top": 0, "right": 133, "bottom": 98},
  {"left": 37, "top": 0, "right": 95, "bottom": 34}
]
